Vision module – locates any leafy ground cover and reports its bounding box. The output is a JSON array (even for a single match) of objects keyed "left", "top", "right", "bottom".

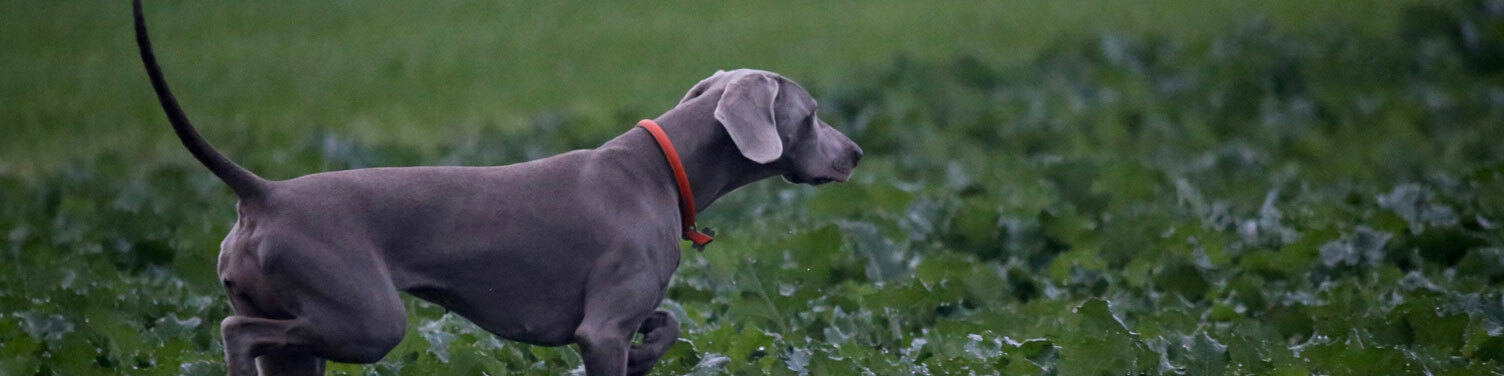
[{"left": 3, "top": 0, "right": 1504, "bottom": 375}]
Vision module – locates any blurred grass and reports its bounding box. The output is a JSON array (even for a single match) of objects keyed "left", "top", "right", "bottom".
[{"left": 2, "top": 0, "right": 1419, "bottom": 176}]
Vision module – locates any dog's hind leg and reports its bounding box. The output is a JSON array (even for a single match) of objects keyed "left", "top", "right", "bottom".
[
  {"left": 219, "top": 235, "right": 407, "bottom": 376},
  {"left": 627, "top": 309, "right": 680, "bottom": 376},
  {"left": 257, "top": 352, "right": 323, "bottom": 376},
  {"left": 219, "top": 279, "right": 406, "bottom": 376},
  {"left": 220, "top": 297, "right": 403, "bottom": 376},
  {"left": 220, "top": 316, "right": 315, "bottom": 376}
]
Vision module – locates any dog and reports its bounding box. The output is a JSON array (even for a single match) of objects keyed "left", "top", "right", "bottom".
[{"left": 133, "top": 1, "right": 862, "bottom": 375}]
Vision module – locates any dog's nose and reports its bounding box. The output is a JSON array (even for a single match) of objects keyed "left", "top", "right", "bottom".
[{"left": 851, "top": 145, "right": 864, "bottom": 165}]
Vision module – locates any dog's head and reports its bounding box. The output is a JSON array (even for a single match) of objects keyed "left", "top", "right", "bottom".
[{"left": 680, "top": 69, "right": 863, "bottom": 185}]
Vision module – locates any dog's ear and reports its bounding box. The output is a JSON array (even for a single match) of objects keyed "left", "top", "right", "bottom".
[
  {"left": 680, "top": 70, "right": 726, "bottom": 105},
  {"left": 714, "top": 72, "right": 782, "bottom": 164}
]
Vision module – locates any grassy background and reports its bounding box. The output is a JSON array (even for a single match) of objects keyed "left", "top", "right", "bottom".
[
  {"left": 3, "top": 0, "right": 1416, "bottom": 176},
  {"left": 5, "top": 0, "right": 1504, "bottom": 375}
]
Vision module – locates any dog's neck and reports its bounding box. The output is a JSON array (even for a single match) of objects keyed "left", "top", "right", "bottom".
[{"left": 601, "top": 95, "right": 779, "bottom": 213}]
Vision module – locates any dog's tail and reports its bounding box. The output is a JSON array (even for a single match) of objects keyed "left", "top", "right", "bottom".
[{"left": 134, "top": 0, "right": 268, "bottom": 198}]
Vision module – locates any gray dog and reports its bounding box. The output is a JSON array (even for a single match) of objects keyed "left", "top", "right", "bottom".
[{"left": 134, "top": 2, "right": 861, "bottom": 375}]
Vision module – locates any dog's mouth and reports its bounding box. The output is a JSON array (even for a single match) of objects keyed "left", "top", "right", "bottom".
[{"left": 784, "top": 170, "right": 850, "bottom": 186}]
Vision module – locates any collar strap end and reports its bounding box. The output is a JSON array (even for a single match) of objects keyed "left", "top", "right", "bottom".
[{"left": 685, "top": 229, "right": 713, "bottom": 250}]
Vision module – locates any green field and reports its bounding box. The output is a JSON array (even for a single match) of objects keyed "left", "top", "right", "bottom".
[
  {"left": 2, "top": 0, "right": 1421, "bottom": 174},
  {"left": 4, "top": 0, "right": 1504, "bottom": 374}
]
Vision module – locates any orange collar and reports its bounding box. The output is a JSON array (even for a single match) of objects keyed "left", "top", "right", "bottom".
[{"left": 637, "top": 119, "right": 715, "bottom": 250}]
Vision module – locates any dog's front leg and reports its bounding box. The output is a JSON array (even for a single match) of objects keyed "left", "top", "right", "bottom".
[
  {"left": 627, "top": 309, "right": 680, "bottom": 376},
  {"left": 574, "top": 270, "right": 665, "bottom": 376},
  {"left": 576, "top": 320, "right": 634, "bottom": 375}
]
